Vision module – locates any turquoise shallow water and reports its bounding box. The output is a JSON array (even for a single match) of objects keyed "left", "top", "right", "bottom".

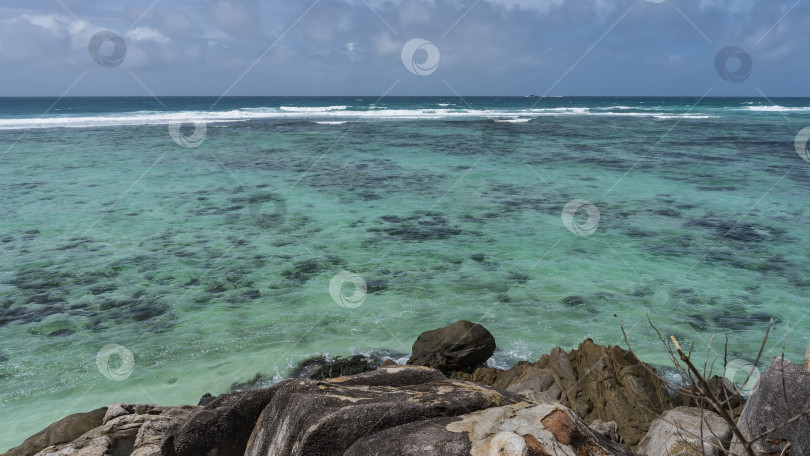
[{"left": 1, "top": 96, "right": 810, "bottom": 451}]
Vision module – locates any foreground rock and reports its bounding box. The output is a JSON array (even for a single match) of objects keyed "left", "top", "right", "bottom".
[
  {"left": 347, "top": 402, "right": 635, "bottom": 456},
  {"left": 407, "top": 320, "right": 496, "bottom": 374},
  {"left": 729, "top": 357, "right": 810, "bottom": 455},
  {"left": 636, "top": 407, "right": 731, "bottom": 456},
  {"left": 4, "top": 408, "right": 107, "bottom": 456},
  {"left": 454, "top": 338, "right": 672, "bottom": 448},
  {"left": 31, "top": 404, "right": 199, "bottom": 456},
  {"left": 161, "top": 384, "right": 284, "bottom": 456},
  {"left": 243, "top": 366, "right": 522, "bottom": 455}
]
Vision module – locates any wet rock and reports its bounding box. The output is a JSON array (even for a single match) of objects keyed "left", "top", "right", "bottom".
[
  {"left": 290, "top": 354, "right": 385, "bottom": 380},
  {"left": 637, "top": 407, "right": 731, "bottom": 456},
  {"left": 229, "top": 373, "right": 274, "bottom": 392},
  {"left": 197, "top": 393, "right": 215, "bottom": 406},
  {"left": 4, "top": 408, "right": 107, "bottom": 456},
  {"left": 729, "top": 357, "right": 810, "bottom": 455},
  {"left": 243, "top": 366, "right": 523, "bottom": 456},
  {"left": 407, "top": 320, "right": 496, "bottom": 374}
]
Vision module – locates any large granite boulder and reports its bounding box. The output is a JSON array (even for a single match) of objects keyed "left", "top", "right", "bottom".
[
  {"left": 161, "top": 381, "right": 289, "bottom": 456},
  {"left": 636, "top": 407, "right": 731, "bottom": 456},
  {"left": 407, "top": 320, "right": 496, "bottom": 374},
  {"left": 346, "top": 402, "right": 634, "bottom": 456},
  {"left": 32, "top": 403, "right": 199, "bottom": 456},
  {"left": 729, "top": 357, "right": 810, "bottom": 455},
  {"left": 244, "top": 365, "right": 523, "bottom": 455},
  {"left": 4, "top": 408, "right": 107, "bottom": 456},
  {"left": 453, "top": 338, "right": 672, "bottom": 448}
]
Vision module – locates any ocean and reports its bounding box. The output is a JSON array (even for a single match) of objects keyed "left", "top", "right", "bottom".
[{"left": 1, "top": 96, "right": 809, "bottom": 451}]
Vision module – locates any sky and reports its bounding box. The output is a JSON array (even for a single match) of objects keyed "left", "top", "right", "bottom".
[{"left": 0, "top": 0, "right": 807, "bottom": 97}]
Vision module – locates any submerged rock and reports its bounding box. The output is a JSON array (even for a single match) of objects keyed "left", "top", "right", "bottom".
[{"left": 407, "top": 320, "right": 496, "bottom": 374}]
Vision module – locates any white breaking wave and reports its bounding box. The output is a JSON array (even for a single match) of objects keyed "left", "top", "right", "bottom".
[
  {"left": 494, "top": 118, "right": 532, "bottom": 123},
  {"left": 279, "top": 105, "right": 348, "bottom": 112},
  {"left": 0, "top": 105, "right": 720, "bottom": 131},
  {"left": 745, "top": 105, "right": 810, "bottom": 112}
]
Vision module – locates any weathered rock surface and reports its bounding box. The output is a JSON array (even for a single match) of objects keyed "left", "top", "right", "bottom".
[
  {"left": 671, "top": 375, "right": 745, "bottom": 422},
  {"left": 729, "top": 357, "right": 810, "bottom": 455},
  {"left": 161, "top": 382, "right": 288, "bottom": 456},
  {"left": 453, "top": 338, "right": 672, "bottom": 448},
  {"left": 636, "top": 407, "right": 731, "bottom": 456},
  {"left": 4, "top": 408, "right": 107, "bottom": 456},
  {"left": 31, "top": 403, "right": 198, "bottom": 456},
  {"left": 244, "top": 365, "right": 523, "bottom": 455},
  {"left": 407, "top": 320, "right": 496, "bottom": 374},
  {"left": 346, "top": 402, "right": 635, "bottom": 456}
]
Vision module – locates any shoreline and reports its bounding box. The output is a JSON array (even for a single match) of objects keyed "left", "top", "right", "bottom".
[{"left": 6, "top": 320, "right": 808, "bottom": 456}]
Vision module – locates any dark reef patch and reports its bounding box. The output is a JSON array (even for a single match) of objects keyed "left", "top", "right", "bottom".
[
  {"left": 369, "top": 211, "right": 463, "bottom": 241},
  {"left": 281, "top": 255, "right": 347, "bottom": 284}
]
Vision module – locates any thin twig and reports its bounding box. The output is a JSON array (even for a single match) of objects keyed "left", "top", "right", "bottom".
[{"left": 671, "top": 336, "right": 756, "bottom": 456}]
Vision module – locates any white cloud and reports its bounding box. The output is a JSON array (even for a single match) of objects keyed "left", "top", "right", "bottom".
[{"left": 125, "top": 27, "right": 170, "bottom": 44}]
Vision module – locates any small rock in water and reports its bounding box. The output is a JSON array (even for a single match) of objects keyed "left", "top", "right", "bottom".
[
  {"left": 229, "top": 373, "right": 274, "bottom": 392},
  {"left": 407, "top": 320, "right": 496, "bottom": 374},
  {"left": 291, "top": 353, "right": 386, "bottom": 380}
]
